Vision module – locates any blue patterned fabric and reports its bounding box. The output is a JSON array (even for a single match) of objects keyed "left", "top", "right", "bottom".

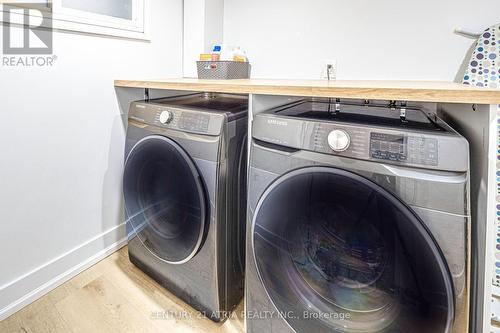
[
  {"left": 462, "top": 24, "right": 500, "bottom": 288},
  {"left": 463, "top": 24, "right": 500, "bottom": 88}
]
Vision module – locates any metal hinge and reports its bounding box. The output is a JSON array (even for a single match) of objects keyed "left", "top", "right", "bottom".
[
  {"left": 400, "top": 101, "right": 407, "bottom": 121},
  {"left": 388, "top": 100, "right": 397, "bottom": 110},
  {"left": 335, "top": 98, "right": 341, "bottom": 112}
]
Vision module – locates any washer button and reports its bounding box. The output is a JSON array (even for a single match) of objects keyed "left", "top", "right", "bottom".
[{"left": 327, "top": 130, "right": 351, "bottom": 152}]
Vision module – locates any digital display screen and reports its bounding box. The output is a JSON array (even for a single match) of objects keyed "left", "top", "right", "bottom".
[
  {"left": 179, "top": 113, "right": 210, "bottom": 132},
  {"left": 371, "top": 132, "right": 404, "bottom": 144},
  {"left": 370, "top": 132, "right": 439, "bottom": 166},
  {"left": 370, "top": 132, "right": 407, "bottom": 162}
]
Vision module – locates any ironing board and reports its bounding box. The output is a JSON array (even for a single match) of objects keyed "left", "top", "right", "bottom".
[
  {"left": 462, "top": 25, "right": 500, "bottom": 289},
  {"left": 463, "top": 25, "right": 499, "bottom": 89}
]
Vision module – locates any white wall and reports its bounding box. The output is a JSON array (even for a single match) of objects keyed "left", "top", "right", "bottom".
[
  {"left": 223, "top": 0, "right": 500, "bottom": 81},
  {"left": 0, "top": 0, "right": 183, "bottom": 319},
  {"left": 183, "top": 0, "right": 206, "bottom": 77},
  {"left": 183, "top": 0, "right": 225, "bottom": 77}
]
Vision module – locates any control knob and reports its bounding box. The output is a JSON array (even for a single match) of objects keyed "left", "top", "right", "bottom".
[
  {"left": 327, "top": 129, "right": 350, "bottom": 152},
  {"left": 159, "top": 110, "right": 173, "bottom": 124}
]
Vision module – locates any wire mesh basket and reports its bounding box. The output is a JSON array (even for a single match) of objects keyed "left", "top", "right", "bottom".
[{"left": 197, "top": 61, "right": 251, "bottom": 79}]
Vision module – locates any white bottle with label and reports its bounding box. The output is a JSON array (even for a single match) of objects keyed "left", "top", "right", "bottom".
[
  {"left": 231, "top": 47, "right": 247, "bottom": 62},
  {"left": 219, "top": 44, "right": 234, "bottom": 61}
]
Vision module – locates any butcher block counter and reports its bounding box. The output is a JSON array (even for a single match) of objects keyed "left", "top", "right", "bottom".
[{"left": 114, "top": 78, "right": 500, "bottom": 104}]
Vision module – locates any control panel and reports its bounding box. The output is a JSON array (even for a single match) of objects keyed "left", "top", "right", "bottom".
[
  {"left": 253, "top": 112, "right": 467, "bottom": 172},
  {"left": 370, "top": 133, "right": 407, "bottom": 162},
  {"left": 309, "top": 123, "right": 439, "bottom": 167},
  {"left": 129, "top": 102, "right": 225, "bottom": 136},
  {"left": 178, "top": 112, "right": 210, "bottom": 133},
  {"left": 370, "top": 132, "right": 438, "bottom": 166},
  {"left": 154, "top": 108, "right": 212, "bottom": 133}
]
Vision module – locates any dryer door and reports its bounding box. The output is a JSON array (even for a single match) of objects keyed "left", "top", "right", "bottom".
[
  {"left": 124, "top": 135, "right": 207, "bottom": 264},
  {"left": 252, "top": 167, "right": 454, "bottom": 333}
]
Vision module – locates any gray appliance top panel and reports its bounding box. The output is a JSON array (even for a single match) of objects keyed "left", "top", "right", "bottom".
[
  {"left": 129, "top": 93, "right": 248, "bottom": 136},
  {"left": 253, "top": 102, "right": 469, "bottom": 172},
  {"left": 273, "top": 100, "right": 444, "bottom": 132},
  {"left": 151, "top": 93, "right": 248, "bottom": 120}
]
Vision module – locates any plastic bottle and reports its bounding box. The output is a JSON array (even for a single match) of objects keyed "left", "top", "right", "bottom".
[
  {"left": 211, "top": 45, "right": 221, "bottom": 61},
  {"left": 219, "top": 44, "right": 234, "bottom": 61},
  {"left": 232, "top": 47, "right": 247, "bottom": 62}
]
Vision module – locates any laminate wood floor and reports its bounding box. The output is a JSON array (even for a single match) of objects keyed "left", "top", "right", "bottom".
[{"left": 0, "top": 246, "right": 244, "bottom": 333}]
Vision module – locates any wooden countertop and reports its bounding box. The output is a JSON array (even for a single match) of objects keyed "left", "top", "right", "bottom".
[{"left": 114, "top": 78, "right": 500, "bottom": 104}]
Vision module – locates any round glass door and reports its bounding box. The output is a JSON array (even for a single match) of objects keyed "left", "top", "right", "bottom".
[
  {"left": 252, "top": 167, "right": 454, "bottom": 333},
  {"left": 124, "top": 135, "right": 207, "bottom": 264}
]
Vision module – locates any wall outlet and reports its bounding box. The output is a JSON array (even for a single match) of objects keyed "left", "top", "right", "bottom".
[{"left": 321, "top": 59, "right": 337, "bottom": 80}]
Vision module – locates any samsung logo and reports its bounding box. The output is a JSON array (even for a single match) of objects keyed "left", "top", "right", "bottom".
[{"left": 267, "top": 119, "right": 288, "bottom": 126}]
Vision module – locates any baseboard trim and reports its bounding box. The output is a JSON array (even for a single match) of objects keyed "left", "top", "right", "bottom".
[{"left": 0, "top": 222, "right": 127, "bottom": 321}]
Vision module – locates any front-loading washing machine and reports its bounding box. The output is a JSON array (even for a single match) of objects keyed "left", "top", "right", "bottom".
[
  {"left": 123, "top": 93, "right": 248, "bottom": 321},
  {"left": 246, "top": 100, "right": 470, "bottom": 333}
]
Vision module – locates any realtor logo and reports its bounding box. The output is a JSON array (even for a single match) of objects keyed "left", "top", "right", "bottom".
[{"left": 2, "top": 3, "right": 53, "bottom": 54}]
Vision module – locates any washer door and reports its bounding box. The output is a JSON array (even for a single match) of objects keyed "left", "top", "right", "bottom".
[
  {"left": 252, "top": 167, "right": 454, "bottom": 333},
  {"left": 124, "top": 135, "right": 207, "bottom": 264}
]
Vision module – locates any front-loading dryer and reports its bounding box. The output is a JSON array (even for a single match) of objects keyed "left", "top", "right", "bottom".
[
  {"left": 246, "top": 100, "right": 470, "bottom": 333},
  {"left": 124, "top": 93, "right": 248, "bottom": 321}
]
